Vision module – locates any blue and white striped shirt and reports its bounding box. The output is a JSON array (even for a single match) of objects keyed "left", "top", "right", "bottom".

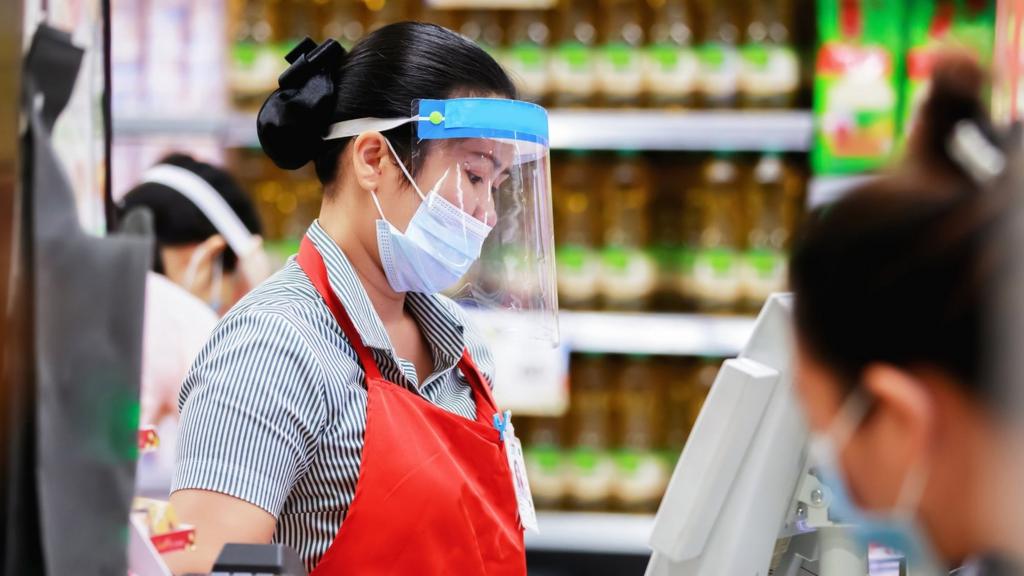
[{"left": 172, "top": 221, "right": 495, "bottom": 570}]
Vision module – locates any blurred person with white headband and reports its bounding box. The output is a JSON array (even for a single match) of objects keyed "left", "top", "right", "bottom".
[{"left": 118, "top": 153, "right": 269, "bottom": 427}]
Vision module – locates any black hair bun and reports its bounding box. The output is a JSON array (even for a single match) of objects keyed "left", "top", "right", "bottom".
[
  {"left": 257, "top": 38, "right": 346, "bottom": 170},
  {"left": 908, "top": 50, "right": 994, "bottom": 175}
]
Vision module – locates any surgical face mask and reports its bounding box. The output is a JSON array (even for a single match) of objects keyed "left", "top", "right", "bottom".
[
  {"left": 372, "top": 139, "right": 494, "bottom": 294},
  {"left": 808, "top": 391, "right": 944, "bottom": 575}
]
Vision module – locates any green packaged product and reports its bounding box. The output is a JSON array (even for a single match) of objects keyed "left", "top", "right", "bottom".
[{"left": 813, "top": 0, "right": 906, "bottom": 175}]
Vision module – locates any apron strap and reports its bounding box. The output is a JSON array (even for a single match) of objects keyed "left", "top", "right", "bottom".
[
  {"left": 297, "top": 236, "right": 383, "bottom": 383},
  {"left": 457, "top": 350, "right": 498, "bottom": 418},
  {"left": 298, "top": 234, "right": 496, "bottom": 416}
]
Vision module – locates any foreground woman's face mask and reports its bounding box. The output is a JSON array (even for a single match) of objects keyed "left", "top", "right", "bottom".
[
  {"left": 808, "top": 389, "right": 944, "bottom": 574},
  {"left": 370, "top": 138, "right": 497, "bottom": 294}
]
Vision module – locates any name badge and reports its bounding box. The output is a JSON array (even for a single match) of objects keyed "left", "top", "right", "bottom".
[{"left": 494, "top": 411, "right": 539, "bottom": 533}]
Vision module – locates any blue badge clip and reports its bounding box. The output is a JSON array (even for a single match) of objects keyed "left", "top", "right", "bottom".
[{"left": 492, "top": 409, "right": 512, "bottom": 442}]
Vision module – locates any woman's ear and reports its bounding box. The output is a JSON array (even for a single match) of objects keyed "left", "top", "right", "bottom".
[
  {"left": 855, "top": 363, "right": 937, "bottom": 506},
  {"left": 351, "top": 132, "right": 389, "bottom": 192}
]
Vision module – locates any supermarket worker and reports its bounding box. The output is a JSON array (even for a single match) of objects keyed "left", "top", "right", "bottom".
[
  {"left": 166, "top": 21, "right": 558, "bottom": 576},
  {"left": 118, "top": 154, "right": 269, "bottom": 427},
  {"left": 789, "top": 55, "right": 1024, "bottom": 575}
]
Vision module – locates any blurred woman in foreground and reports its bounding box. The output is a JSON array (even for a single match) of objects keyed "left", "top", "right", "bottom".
[{"left": 790, "top": 55, "right": 1024, "bottom": 575}]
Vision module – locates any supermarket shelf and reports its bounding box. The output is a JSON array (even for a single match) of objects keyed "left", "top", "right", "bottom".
[
  {"left": 548, "top": 109, "right": 813, "bottom": 151},
  {"left": 526, "top": 512, "right": 654, "bottom": 555},
  {"left": 113, "top": 113, "right": 256, "bottom": 146},
  {"left": 560, "top": 311, "right": 755, "bottom": 357},
  {"left": 113, "top": 109, "right": 813, "bottom": 152},
  {"left": 807, "top": 174, "right": 879, "bottom": 208}
]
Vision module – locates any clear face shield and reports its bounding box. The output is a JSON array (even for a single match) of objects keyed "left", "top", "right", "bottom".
[{"left": 325, "top": 98, "right": 559, "bottom": 345}]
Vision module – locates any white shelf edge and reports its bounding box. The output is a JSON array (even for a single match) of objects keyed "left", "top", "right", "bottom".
[
  {"left": 560, "top": 310, "right": 755, "bottom": 357},
  {"left": 807, "top": 174, "right": 879, "bottom": 208},
  {"left": 526, "top": 511, "right": 654, "bottom": 555},
  {"left": 113, "top": 109, "right": 813, "bottom": 152},
  {"left": 549, "top": 109, "right": 813, "bottom": 152}
]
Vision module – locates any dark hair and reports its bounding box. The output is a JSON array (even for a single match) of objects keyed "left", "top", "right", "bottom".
[
  {"left": 118, "top": 153, "right": 263, "bottom": 273},
  {"left": 257, "top": 22, "right": 517, "bottom": 187},
  {"left": 790, "top": 53, "right": 1012, "bottom": 405}
]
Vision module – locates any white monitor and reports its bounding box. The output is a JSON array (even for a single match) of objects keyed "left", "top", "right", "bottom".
[{"left": 646, "top": 294, "right": 871, "bottom": 576}]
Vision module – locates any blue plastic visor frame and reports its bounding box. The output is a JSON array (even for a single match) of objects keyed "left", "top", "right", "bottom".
[{"left": 323, "top": 98, "right": 549, "bottom": 152}]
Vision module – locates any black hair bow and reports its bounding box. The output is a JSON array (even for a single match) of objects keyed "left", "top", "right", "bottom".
[
  {"left": 257, "top": 37, "right": 347, "bottom": 170},
  {"left": 277, "top": 37, "right": 346, "bottom": 90}
]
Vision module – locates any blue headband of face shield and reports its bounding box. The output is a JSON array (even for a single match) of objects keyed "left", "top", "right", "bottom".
[{"left": 322, "top": 98, "right": 550, "bottom": 149}]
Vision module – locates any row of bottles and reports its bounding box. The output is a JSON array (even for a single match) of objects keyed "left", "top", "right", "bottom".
[
  {"left": 521, "top": 354, "right": 721, "bottom": 513},
  {"left": 229, "top": 0, "right": 805, "bottom": 110},
  {"left": 553, "top": 150, "right": 804, "bottom": 315}
]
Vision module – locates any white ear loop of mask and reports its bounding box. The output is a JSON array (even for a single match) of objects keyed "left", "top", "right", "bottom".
[
  {"left": 824, "top": 389, "right": 930, "bottom": 519},
  {"left": 325, "top": 114, "right": 495, "bottom": 235},
  {"left": 371, "top": 136, "right": 455, "bottom": 222}
]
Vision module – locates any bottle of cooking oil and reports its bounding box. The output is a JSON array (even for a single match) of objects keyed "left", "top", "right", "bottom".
[
  {"left": 365, "top": 0, "right": 407, "bottom": 34},
  {"left": 550, "top": 0, "right": 599, "bottom": 108},
  {"left": 650, "top": 156, "right": 686, "bottom": 311},
  {"left": 600, "top": 151, "right": 657, "bottom": 311},
  {"left": 566, "top": 354, "right": 616, "bottom": 511},
  {"left": 741, "top": 152, "right": 796, "bottom": 311},
  {"left": 644, "top": 0, "right": 699, "bottom": 108},
  {"left": 697, "top": 0, "right": 741, "bottom": 108},
  {"left": 523, "top": 416, "right": 566, "bottom": 511},
  {"left": 740, "top": 0, "right": 799, "bottom": 108},
  {"left": 320, "top": 0, "right": 365, "bottom": 50},
  {"left": 229, "top": 0, "right": 278, "bottom": 111},
  {"left": 278, "top": 0, "right": 314, "bottom": 55},
  {"left": 597, "top": 0, "right": 645, "bottom": 107},
  {"left": 613, "top": 355, "right": 670, "bottom": 513},
  {"left": 661, "top": 357, "right": 696, "bottom": 469},
  {"left": 460, "top": 9, "right": 505, "bottom": 60},
  {"left": 555, "top": 150, "right": 601, "bottom": 310},
  {"left": 691, "top": 152, "right": 743, "bottom": 312},
  {"left": 505, "top": 9, "right": 551, "bottom": 104}
]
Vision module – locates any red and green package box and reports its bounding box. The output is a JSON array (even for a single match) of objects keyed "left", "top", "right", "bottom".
[{"left": 813, "top": 0, "right": 906, "bottom": 175}]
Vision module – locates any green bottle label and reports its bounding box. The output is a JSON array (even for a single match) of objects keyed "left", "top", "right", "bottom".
[
  {"left": 557, "top": 244, "right": 593, "bottom": 271},
  {"left": 677, "top": 247, "right": 697, "bottom": 275},
  {"left": 511, "top": 42, "right": 545, "bottom": 69},
  {"left": 614, "top": 450, "right": 642, "bottom": 474},
  {"left": 232, "top": 41, "right": 259, "bottom": 68},
  {"left": 648, "top": 42, "right": 681, "bottom": 70},
  {"left": 698, "top": 43, "right": 728, "bottom": 69},
  {"left": 570, "top": 448, "right": 600, "bottom": 472},
  {"left": 696, "top": 248, "right": 737, "bottom": 275},
  {"left": 557, "top": 41, "right": 593, "bottom": 71},
  {"left": 740, "top": 43, "right": 771, "bottom": 69},
  {"left": 601, "top": 246, "right": 633, "bottom": 272},
  {"left": 602, "top": 41, "right": 636, "bottom": 71},
  {"left": 744, "top": 249, "right": 784, "bottom": 277},
  {"left": 525, "top": 445, "right": 562, "bottom": 472}
]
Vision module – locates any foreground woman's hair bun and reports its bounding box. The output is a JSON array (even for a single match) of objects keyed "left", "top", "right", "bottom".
[{"left": 257, "top": 38, "right": 346, "bottom": 171}]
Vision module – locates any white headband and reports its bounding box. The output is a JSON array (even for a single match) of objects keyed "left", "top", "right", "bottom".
[
  {"left": 323, "top": 116, "right": 425, "bottom": 141},
  {"left": 140, "top": 164, "right": 260, "bottom": 259}
]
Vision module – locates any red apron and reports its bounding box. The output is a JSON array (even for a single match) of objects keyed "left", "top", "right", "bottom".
[{"left": 296, "top": 237, "right": 527, "bottom": 576}]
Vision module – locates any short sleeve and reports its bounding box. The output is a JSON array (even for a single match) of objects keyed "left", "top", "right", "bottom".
[{"left": 172, "top": 310, "right": 326, "bottom": 518}]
